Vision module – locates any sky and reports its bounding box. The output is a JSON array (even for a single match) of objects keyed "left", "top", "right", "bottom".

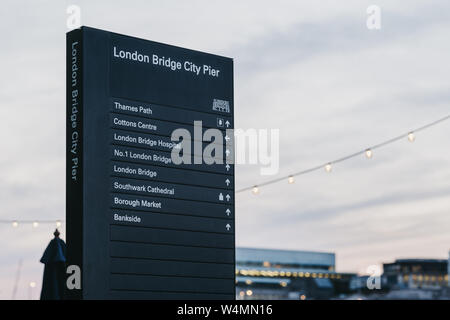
[{"left": 0, "top": 0, "right": 449, "bottom": 299}]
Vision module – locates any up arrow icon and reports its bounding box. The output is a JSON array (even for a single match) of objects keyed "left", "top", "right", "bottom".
[
  {"left": 225, "top": 194, "right": 231, "bottom": 201},
  {"left": 225, "top": 179, "right": 230, "bottom": 186},
  {"left": 225, "top": 135, "right": 230, "bottom": 142},
  {"left": 226, "top": 223, "right": 231, "bottom": 231},
  {"left": 225, "top": 164, "right": 230, "bottom": 171},
  {"left": 226, "top": 208, "right": 231, "bottom": 216},
  {"left": 225, "top": 149, "right": 230, "bottom": 157},
  {"left": 225, "top": 120, "right": 231, "bottom": 128}
]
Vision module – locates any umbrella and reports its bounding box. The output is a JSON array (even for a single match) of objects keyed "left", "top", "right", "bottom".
[{"left": 40, "top": 229, "right": 66, "bottom": 300}]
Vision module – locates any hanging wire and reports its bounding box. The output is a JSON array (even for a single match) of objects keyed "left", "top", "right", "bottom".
[
  {"left": 2, "top": 114, "right": 449, "bottom": 220},
  {"left": 237, "top": 114, "right": 450, "bottom": 194}
]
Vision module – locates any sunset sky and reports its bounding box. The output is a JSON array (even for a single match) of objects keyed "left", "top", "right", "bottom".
[{"left": 1, "top": 0, "right": 449, "bottom": 299}]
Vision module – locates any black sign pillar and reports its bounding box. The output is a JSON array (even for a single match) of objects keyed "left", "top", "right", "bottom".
[{"left": 66, "top": 27, "right": 234, "bottom": 299}]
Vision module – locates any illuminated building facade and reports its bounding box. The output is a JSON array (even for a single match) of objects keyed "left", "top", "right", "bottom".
[
  {"left": 383, "top": 259, "right": 449, "bottom": 290},
  {"left": 235, "top": 247, "right": 354, "bottom": 300}
]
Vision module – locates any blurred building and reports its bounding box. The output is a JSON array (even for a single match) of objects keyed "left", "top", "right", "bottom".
[
  {"left": 235, "top": 247, "right": 355, "bottom": 300},
  {"left": 382, "top": 259, "right": 449, "bottom": 290}
]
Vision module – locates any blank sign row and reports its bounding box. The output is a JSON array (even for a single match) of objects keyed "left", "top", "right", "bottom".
[
  {"left": 108, "top": 290, "right": 234, "bottom": 300},
  {"left": 110, "top": 257, "right": 234, "bottom": 279},
  {"left": 110, "top": 224, "right": 234, "bottom": 248},
  {"left": 110, "top": 274, "right": 234, "bottom": 294}
]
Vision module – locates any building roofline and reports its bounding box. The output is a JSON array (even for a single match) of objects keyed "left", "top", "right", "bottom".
[
  {"left": 237, "top": 246, "right": 334, "bottom": 256},
  {"left": 384, "top": 258, "right": 447, "bottom": 264}
]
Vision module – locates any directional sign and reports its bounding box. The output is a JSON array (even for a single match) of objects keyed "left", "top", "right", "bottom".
[{"left": 66, "top": 27, "right": 234, "bottom": 299}]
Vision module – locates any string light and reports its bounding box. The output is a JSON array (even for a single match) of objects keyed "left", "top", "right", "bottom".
[
  {"left": 236, "top": 114, "right": 450, "bottom": 194},
  {"left": 0, "top": 220, "right": 65, "bottom": 227}
]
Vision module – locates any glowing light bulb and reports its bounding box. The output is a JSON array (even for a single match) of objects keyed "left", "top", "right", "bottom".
[
  {"left": 288, "top": 176, "right": 295, "bottom": 184},
  {"left": 252, "top": 186, "right": 259, "bottom": 195},
  {"left": 12, "top": 221, "right": 19, "bottom": 228},
  {"left": 325, "top": 163, "right": 332, "bottom": 173},
  {"left": 408, "top": 132, "right": 415, "bottom": 142},
  {"left": 29, "top": 282, "right": 36, "bottom": 288},
  {"left": 365, "top": 149, "right": 373, "bottom": 159},
  {"left": 246, "top": 290, "right": 253, "bottom": 296},
  {"left": 56, "top": 220, "right": 62, "bottom": 228},
  {"left": 32, "top": 222, "right": 39, "bottom": 228}
]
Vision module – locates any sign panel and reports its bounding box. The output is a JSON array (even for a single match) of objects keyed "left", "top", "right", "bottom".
[{"left": 66, "top": 27, "right": 234, "bottom": 299}]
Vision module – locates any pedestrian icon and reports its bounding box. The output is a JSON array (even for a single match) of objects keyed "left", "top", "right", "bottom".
[{"left": 219, "top": 193, "right": 224, "bottom": 201}]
